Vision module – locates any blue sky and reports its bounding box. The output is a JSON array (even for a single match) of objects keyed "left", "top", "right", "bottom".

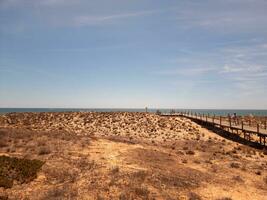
[{"left": 0, "top": 0, "right": 267, "bottom": 109}]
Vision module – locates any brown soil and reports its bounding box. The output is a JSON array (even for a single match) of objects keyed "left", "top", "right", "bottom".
[{"left": 0, "top": 112, "right": 266, "bottom": 200}]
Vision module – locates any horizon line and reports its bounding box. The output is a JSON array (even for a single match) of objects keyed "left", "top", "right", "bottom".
[{"left": 1, "top": 107, "right": 267, "bottom": 110}]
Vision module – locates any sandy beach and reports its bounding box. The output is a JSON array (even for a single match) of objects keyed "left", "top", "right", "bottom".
[{"left": 0, "top": 112, "right": 267, "bottom": 200}]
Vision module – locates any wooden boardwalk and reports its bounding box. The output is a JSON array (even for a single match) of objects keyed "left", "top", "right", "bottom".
[{"left": 161, "top": 112, "right": 267, "bottom": 147}]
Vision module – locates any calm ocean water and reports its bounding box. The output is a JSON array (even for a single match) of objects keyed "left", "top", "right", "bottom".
[{"left": 0, "top": 108, "right": 267, "bottom": 116}]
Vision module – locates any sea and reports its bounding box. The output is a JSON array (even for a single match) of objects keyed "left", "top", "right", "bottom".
[{"left": 0, "top": 108, "right": 267, "bottom": 116}]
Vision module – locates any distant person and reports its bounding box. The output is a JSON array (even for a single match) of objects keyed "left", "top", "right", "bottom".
[{"left": 231, "top": 113, "right": 237, "bottom": 125}]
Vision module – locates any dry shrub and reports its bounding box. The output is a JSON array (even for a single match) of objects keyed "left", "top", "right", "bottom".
[
  {"left": 133, "top": 186, "right": 150, "bottom": 198},
  {"left": 158, "top": 174, "right": 197, "bottom": 188},
  {"left": 110, "top": 166, "right": 120, "bottom": 175},
  {"left": 43, "top": 166, "right": 78, "bottom": 184},
  {"left": 37, "top": 137, "right": 48, "bottom": 146},
  {"left": 183, "top": 146, "right": 189, "bottom": 150},
  {"left": 38, "top": 146, "right": 51, "bottom": 155},
  {"left": 232, "top": 175, "right": 244, "bottom": 183},
  {"left": 0, "top": 140, "right": 8, "bottom": 148},
  {"left": 59, "top": 133, "right": 74, "bottom": 141},
  {"left": 186, "top": 150, "right": 195, "bottom": 155},
  {"left": 75, "top": 157, "right": 96, "bottom": 170},
  {"left": 0, "top": 195, "right": 8, "bottom": 200},
  {"left": 131, "top": 170, "right": 148, "bottom": 182},
  {"left": 119, "top": 192, "right": 128, "bottom": 200},
  {"left": 177, "top": 149, "right": 185, "bottom": 155},
  {"left": 96, "top": 194, "right": 105, "bottom": 200},
  {"left": 0, "top": 176, "right": 13, "bottom": 189},
  {"left": 188, "top": 192, "right": 202, "bottom": 200},
  {"left": 41, "top": 185, "right": 78, "bottom": 200},
  {"left": 230, "top": 162, "right": 240, "bottom": 168},
  {"left": 194, "top": 160, "right": 201, "bottom": 164},
  {"left": 255, "top": 171, "right": 261, "bottom": 175}
]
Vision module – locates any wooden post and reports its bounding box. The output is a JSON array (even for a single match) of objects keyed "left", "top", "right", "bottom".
[
  {"left": 212, "top": 115, "right": 215, "bottom": 124},
  {"left": 241, "top": 121, "right": 244, "bottom": 131},
  {"left": 206, "top": 115, "right": 208, "bottom": 122},
  {"left": 229, "top": 117, "right": 232, "bottom": 128},
  {"left": 257, "top": 124, "right": 259, "bottom": 133}
]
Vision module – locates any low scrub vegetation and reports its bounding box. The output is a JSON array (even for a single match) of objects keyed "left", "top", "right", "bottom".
[{"left": 0, "top": 155, "right": 44, "bottom": 189}]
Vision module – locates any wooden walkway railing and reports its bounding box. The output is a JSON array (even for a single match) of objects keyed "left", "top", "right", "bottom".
[{"left": 160, "top": 111, "right": 267, "bottom": 147}]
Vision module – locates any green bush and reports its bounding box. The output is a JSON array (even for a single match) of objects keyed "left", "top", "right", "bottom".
[{"left": 0, "top": 155, "right": 45, "bottom": 189}]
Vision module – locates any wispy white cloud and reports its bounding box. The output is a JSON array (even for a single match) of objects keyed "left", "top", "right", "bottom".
[
  {"left": 221, "top": 64, "right": 264, "bottom": 73},
  {"left": 157, "top": 66, "right": 216, "bottom": 76},
  {"left": 0, "top": 0, "right": 80, "bottom": 7},
  {"left": 38, "top": 0, "right": 78, "bottom": 6},
  {"left": 158, "top": 35, "right": 267, "bottom": 99},
  {"left": 173, "top": 0, "right": 267, "bottom": 33},
  {"left": 0, "top": 65, "right": 59, "bottom": 80},
  {"left": 73, "top": 10, "right": 159, "bottom": 26}
]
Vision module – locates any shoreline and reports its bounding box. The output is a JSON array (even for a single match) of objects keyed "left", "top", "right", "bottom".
[{"left": 1, "top": 108, "right": 267, "bottom": 116}]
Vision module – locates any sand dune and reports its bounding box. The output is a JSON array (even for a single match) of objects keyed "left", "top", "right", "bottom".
[{"left": 0, "top": 112, "right": 266, "bottom": 200}]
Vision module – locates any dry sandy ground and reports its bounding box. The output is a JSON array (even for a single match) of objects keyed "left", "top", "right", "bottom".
[{"left": 0, "top": 112, "right": 267, "bottom": 200}]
